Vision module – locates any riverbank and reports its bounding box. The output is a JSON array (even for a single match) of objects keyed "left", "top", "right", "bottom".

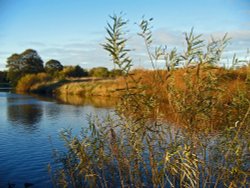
[
  {"left": 15, "top": 76, "right": 123, "bottom": 96},
  {"left": 54, "top": 78, "right": 128, "bottom": 97},
  {"left": 15, "top": 66, "right": 249, "bottom": 99}
]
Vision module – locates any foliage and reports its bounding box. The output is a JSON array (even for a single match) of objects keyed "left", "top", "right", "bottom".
[
  {"left": 16, "top": 73, "right": 52, "bottom": 92},
  {"left": 6, "top": 49, "right": 44, "bottom": 86},
  {"left": 102, "top": 13, "right": 132, "bottom": 75},
  {"left": 60, "top": 65, "right": 88, "bottom": 78},
  {"left": 45, "top": 59, "right": 63, "bottom": 75},
  {"left": 89, "top": 67, "right": 109, "bottom": 77},
  {"left": 50, "top": 14, "right": 250, "bottom": 188}
]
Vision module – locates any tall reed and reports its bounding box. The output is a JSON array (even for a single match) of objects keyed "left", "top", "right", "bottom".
[{"left": 50, "top": 14, "right": 250, "bottom": 188}]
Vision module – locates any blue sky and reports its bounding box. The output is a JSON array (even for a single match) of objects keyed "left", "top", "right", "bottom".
[{"left": 0, "top": 0, "right": 249, "bottom": 70}]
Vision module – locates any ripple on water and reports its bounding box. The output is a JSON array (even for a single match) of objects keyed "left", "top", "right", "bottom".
[{"left": 0, "top": 91, "right": 112, "bottom": 187}]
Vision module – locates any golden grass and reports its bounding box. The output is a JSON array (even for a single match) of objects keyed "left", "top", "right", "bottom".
[
  {"left": 130, "top": 66, "right": 248, "bottom": 86},
  {"left": 55, "top": 79, "right": 128, "bottom": 97},
  {"left": 16, "top": 67, "right": 249, "bottom": 105},
  {"left": 15, "top": 67, "right": 249, "bottom": 104},
  {"left": 15, "top": 66, "right": 249, "bottom": 130}
]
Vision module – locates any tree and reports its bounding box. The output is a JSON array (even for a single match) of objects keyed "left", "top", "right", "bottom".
[
  {"left": 73, "top": 65, "right": 88, "bottom": 77},
  {"left": 89, "top": 67, "right": 109, "bottom": 77},
  {"left": 6, "top": 49, "right": 44, "bottom": 85},
  {"left": 60, "top": 65, "right": 88, "bottom": 78},
  {"left": 45, "top": 59, "right": 63, "bottom": 74}
]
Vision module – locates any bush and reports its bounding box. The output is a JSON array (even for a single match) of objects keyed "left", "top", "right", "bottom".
[
  {"left": 60, "top": 65, "right": 88, "bottom": 78},
  {"left": 89, "top": 67, "right": 109, "bottom": 77},
  {"left": 16, "top": 73, "right": 52, "bottom": 92}
]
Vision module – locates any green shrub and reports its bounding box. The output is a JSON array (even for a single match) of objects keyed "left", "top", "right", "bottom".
[
  {"left": 89, "top": 67, "right": 109, "bottom": 77},
  {"left": 60, "top": 65, "right": 88, "bottom": 78}
]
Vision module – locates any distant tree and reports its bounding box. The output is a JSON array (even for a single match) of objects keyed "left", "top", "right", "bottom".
[
  {"left": 73, "top": 65, "right": 88, "bottom": 77},
  {"left": 6, "top": 49, "right": 44, "bottom": 85},
  {"left": 60, "top": 65, "right": 88, "bottom": 78},
  {"left": 45, "top": 59, "right": 63, "bottom": 74},
  {"left": 0, "top": 71, "right": 8, "bottom": 83},
  {"left": 89, "top": 67, "right": 109, "bottom": 77}
]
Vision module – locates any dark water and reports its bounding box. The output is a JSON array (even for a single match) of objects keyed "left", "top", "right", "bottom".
[{"left": 0, "top": 91, "right": 112, "bottom": 187}]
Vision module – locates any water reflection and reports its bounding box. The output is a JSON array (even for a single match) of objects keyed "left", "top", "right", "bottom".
[
  {"left": 6, "top": 92, "right": 117, "bottom": 132},
  {"left": 55, "top": 93, "right": 118, "bottom": 108},
  {"left": 0, "top": 91, "right": 114, "bottom": 187},
  {"left": 44, "top": 103, "right": 61, "bottom": 120},
  {"left": 7, "top": 97, "right": 43, "bottom": 131}
]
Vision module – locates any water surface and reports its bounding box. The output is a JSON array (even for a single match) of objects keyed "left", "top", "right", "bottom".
[{"left": 0, "top": 91, "right": 112, "bottom": 187}]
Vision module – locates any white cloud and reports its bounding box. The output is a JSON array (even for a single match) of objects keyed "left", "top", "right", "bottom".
[
  {"left": 1, "top": 28, "right": 249, "bottom": 71},
  {"left": 208, "top": 30, "right": 250, "bottom": 58},
  {"left": 38, "top": 40, "right": 111, "bottom": 69},
  {"left": 153, "top": 28, "right": 184, "bottom": 47}
]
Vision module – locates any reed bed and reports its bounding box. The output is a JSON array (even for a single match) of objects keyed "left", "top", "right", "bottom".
[{"left": 49, "top": 14, "right": 250, "bottom": 187}]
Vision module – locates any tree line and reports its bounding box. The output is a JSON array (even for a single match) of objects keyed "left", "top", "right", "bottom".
[{"left": 4, "top": 49, "right": 123, "bottom": 86}]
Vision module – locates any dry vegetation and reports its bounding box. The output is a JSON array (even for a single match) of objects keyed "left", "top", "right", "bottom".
[
  {"left": 19, "top": 66, "right": 247, "bottom": 132},
  {"left": 22, "top": 14, "right": 249, "bottom": 187}
]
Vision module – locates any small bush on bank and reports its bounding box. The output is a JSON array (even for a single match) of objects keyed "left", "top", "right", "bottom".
[
  {"left": 16, "top": 73, "right": 52, "bottom": 92},
  {"left": 59, "top": 65, "right": 88, "bottom": 78},
  {"left": 89, "top": 67, "right": 109, "bottom": 77}
]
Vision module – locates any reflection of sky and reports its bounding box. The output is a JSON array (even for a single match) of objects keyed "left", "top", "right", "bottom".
[
  {"left": 0, "top": 0, "right": 249, "bottom": 69},
  {"left": 0, "top": 91, "right": 112, "bottom": 187}
]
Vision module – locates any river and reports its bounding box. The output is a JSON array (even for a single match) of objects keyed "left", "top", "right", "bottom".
[{"left": 0, "top": 90, "right": 113, "bottom": 187}]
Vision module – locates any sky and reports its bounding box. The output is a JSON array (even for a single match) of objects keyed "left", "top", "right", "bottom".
[{"left": 0, "top": 0, "right": 249, "bottom": 70}]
